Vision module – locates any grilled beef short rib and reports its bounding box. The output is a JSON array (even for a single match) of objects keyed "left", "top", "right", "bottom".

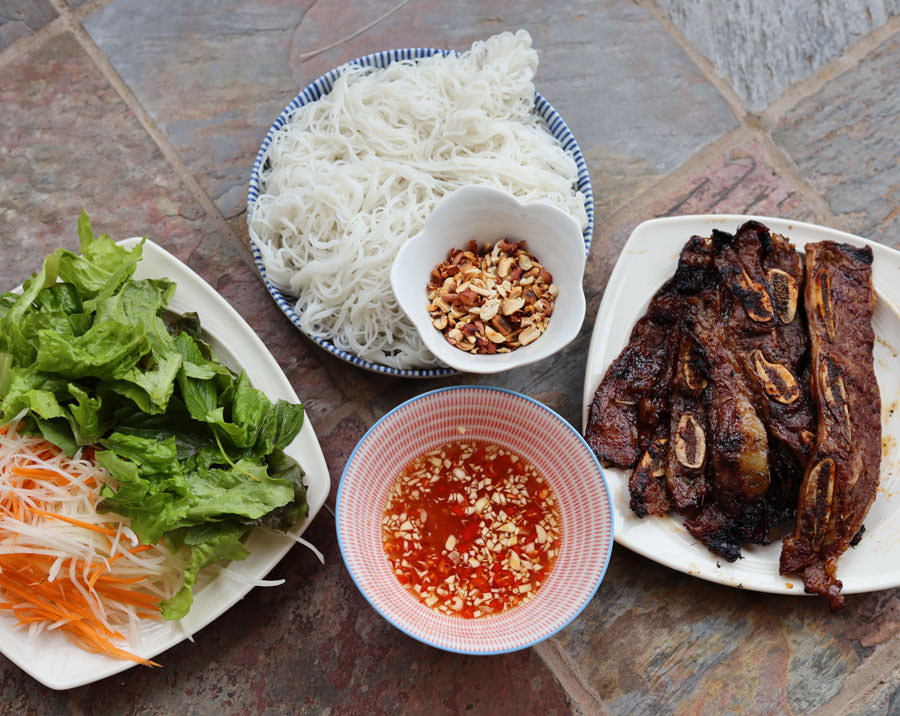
[
  {"left": 779, "top": 241, "right": 880, "bottom": 610},
  {"left": 584, "top": 222, "right": 881, "bottom": 607}
]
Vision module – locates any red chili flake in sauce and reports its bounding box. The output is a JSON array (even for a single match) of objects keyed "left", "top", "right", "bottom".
[{"left": 381, "top": 438, "right": 561, "bottom": 618}]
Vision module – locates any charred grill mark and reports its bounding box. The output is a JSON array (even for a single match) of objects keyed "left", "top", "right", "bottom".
[{"left": 736, "top": 267, "right": 775, "bottom": 323}]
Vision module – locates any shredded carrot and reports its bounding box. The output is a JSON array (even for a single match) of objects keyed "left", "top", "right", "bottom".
[{"left": 0, "top": 420, "right": 187, "bottom": 666}]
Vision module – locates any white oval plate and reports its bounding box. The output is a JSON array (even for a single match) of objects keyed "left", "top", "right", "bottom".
[
  {"left": 0, "top": 239, "right": 330, "bottom": 689},
  {"left": 582, "top": 215, "right": 900, "bottom": 597}
]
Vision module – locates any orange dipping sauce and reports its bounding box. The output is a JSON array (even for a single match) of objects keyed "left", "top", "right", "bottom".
[{"left": 381, "top": 438, "right": 561, "bottom": 618}]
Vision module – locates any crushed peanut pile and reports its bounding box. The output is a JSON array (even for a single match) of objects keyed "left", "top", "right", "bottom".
[
  {"left": 426, "top": 239, "right": 558, "bottom": 354},
  {"left": 382, "top": 438, "right": 561, "bottom": 618}
]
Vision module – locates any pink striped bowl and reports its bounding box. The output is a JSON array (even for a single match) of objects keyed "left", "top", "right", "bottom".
[{"left": 335, "top": 386, "right": 613, "bottom": 654}]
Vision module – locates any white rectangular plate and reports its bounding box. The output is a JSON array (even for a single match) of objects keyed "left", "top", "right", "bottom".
[
  {"left": 0, "top": 239, "right": 330, "bottom": 689},
  {"left": 582, "top": 215, "right": 900, "bottom": 597}
]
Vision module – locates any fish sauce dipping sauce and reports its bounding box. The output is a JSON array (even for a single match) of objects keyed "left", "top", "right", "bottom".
[
  {"left": 336, "top": 386, "right": 613, "bottom": 654},
  {"left": 382, "top": 438, "right": 561, "bottom": 618}
]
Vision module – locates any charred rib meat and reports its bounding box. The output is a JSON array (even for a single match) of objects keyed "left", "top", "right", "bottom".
[
  {"left": 780, "top": 241, "right": 881, "bottom": 609},
  {"left": 584, "top": 235, "right": 716, "bottom": 468},
  {"left": 585, "top": 221, "right": 881, "bottom": 607},
  {"left": 682, "top": 285, "right": 772, "bottom": 559}
]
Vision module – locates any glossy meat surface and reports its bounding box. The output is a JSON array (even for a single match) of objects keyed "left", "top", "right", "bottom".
[
  {"left": 682, "top": 285, "right": 771, "bottom": 558},
  {"left": 716, "top": 223, "right": 816, "bottom": 465},
  {"left": 585, "top": 236, "right": 716, "bottom": 468},
  {"left": 684, "top": 222, "right": 815, "bottom": 559},
  {"left": 780, "top": 241, "right": 881, "bottom": 609}
]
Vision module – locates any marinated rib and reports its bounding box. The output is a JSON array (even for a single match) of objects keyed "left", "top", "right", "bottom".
[
  {"left": 709, "top": 222, "right": 816, "bottom": 543},
  {"left": 679, "top": 222, "right": 810, "bottom": 558},
  {"left": 780, "top": 241, "right": 881, "bottom": 609},
  {"left": 584, "top": 291, "right": 679, "bottom": 468},
  {"left": 715, "top": 221, "right": 816, "bottom": 467},
  {"left": 585, "top": 235, "right": 717, "bottom": 468},
  {"left": 665, "top": 297, "right": 710, "bottom": 513},
  {"left": 682, "top": 286, "right": 771, "bottom": 559},
  {"left": 585, "top": 223, "right": 882, "bottom": 602}
]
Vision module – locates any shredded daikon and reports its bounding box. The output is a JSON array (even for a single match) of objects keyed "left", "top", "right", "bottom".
[
  {"left": 277, "top": 530, "right": 326, "bottom": 565},
  {"left": 0, "top": 418, "right": 187, "bottom": 664},
  {"left": 249, "top": 30, "right": 588, "bottom": 369}
]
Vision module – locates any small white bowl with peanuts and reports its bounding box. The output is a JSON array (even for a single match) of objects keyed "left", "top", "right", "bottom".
[{"left": 391, "top": 185, "right": 588, "bottom": 374}]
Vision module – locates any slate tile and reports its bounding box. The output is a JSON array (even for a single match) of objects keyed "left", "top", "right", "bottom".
[
  {"left": 0, "top": 31, "right": 215, "bottom": 286},
  {"left": 772, "top": 32, "right": 900, "bottom": 250},
  {"left": 83, "top": 0, "right": 735, "bottom": 223},
  {"left": 0, "top": 0, "right": 56, "bottom": 52},
  {"left": 658, "top": 0, "right": 900, "bottom": 112},
  {"left": 81, "top": 0, "right": 316, "bottom": 222}
]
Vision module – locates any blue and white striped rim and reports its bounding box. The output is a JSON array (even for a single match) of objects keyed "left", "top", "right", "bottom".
[{"left": 247, "top": 47, "right": 595, "bottom": 379}]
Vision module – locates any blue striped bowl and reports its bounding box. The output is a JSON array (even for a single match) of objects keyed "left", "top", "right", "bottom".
[{"left": 247, "top": 47, "right": 595, "bottom": 378}]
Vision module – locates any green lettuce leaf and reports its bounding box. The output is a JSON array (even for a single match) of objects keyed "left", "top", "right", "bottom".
[
  {"left": 159, "top": 523, "right": 249, "bottom": 620},
  {"left": 0, "top": 212, "right": 308, "bottom": 621}
]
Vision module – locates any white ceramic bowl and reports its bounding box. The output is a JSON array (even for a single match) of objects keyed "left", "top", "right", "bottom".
[
  {"left": 335, "top": 386, "right": 613, "bottom": 654},
  {"left": 390, "top": 186, "right": 588, "bottom": 374}
]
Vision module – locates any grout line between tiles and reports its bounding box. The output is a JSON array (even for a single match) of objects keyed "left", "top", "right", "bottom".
[
  {"left": 535, "top": 638, "right": 612, "bottom": 716},
  {"left": 69, "top": 0, "right": 118, "bottom": 22},
  {"left": 638, "top": 0, "right": 750, "bottom": 126},
  {"left": 761, "top": 13, "right": 900, "bottom": 129},
  {"left": 751, "top": 128, "right": 843, "bottom": 228},
  {"left": 0, "top": 15, "right": 66, "bottom": 70},
  {"left": 46, "top": 0, "right": 256, "bottom": 274}
]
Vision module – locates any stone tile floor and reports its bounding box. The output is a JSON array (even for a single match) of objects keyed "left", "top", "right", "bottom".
[{"left": 1, "top": 1, "right": 900, "bottom": 713}]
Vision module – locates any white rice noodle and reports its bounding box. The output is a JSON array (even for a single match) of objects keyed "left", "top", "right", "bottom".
[{"left": 249, "top": 30, "right": 588, "bottom": 369}]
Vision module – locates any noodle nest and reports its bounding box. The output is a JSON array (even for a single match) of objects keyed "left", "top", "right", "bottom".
[{"left": 249, "top": 30, "right": 589, "bottom": 370}]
